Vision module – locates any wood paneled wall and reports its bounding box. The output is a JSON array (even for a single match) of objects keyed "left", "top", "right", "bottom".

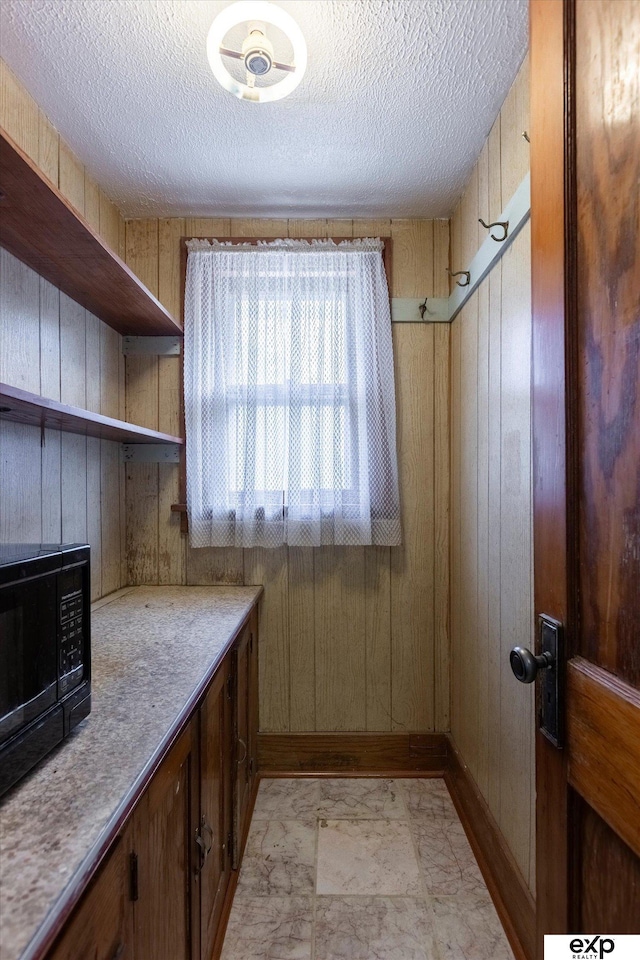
[
  {"left": 124, "top": 217, "right": 451, "bottom": 733},
  {"left": 0, "top": 59, "right": 127, "bottom": 600},
  {"left": 449, "top": 57, "right": 536, "bottom": 894}
]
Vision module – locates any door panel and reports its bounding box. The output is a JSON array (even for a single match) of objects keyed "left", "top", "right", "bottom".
[
  {"left": 531, "top": 0, "right": 640, "bottom": 952},
  {"left": 134, "top": 727, "right": 194, "bottom": 960},
  {"left": 199, "top": 663, "right": 233, "bottom": 960},
  {"left": 575, "top": 0, "right": 640, "bottom": 684},
  {"left": 49, "top": 825, "right": 134, "bottom": 960},
  {"left": 576, "top": 797, "right": 640, "bottom": 933},
  {"left": 233, "top": 627, "right": 251, "bottom": 869}
]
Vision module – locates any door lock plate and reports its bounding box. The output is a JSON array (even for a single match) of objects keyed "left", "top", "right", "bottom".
[{"left": 539, "top": 615, "right": 563, "bottom": 747}]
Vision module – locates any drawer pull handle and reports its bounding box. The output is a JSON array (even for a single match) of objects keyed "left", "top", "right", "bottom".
[{"left": 237, "top": 738, "right": 247, "bottom": 765}]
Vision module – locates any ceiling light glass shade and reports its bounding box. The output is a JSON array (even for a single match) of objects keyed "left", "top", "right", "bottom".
[{"left": 207, "top": 1, "right": 307, "bottom": 103}]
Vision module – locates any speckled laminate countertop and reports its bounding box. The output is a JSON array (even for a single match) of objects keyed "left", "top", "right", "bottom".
[{"left": 0, "top": 585, "right": 262, "bottom": 960}]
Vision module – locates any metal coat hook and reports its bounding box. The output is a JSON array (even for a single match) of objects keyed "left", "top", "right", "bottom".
[
  {"left": 479, "top": 218, "right": 509, "bottom": 242},
  {"left": 446, "top": 268, "right": 470, "bottom": 288},
  {"left": 419, "top": 297, "right": 429, "bottom": 319},
  {"left": 522, "top": 131, "right": 530, "bottom": 143}
]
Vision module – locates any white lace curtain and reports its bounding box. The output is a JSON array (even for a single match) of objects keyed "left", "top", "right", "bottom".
[{"left": 184, "top": 238, "right": 401, "bottom": 548}]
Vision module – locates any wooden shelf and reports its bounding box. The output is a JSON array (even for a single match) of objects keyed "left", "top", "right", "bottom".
[
  {"left": 0, "top": 383, "right": 184, "bottom": 445},
  {"left": 0, "top": 127, "right": 182, "bottom": 336}
]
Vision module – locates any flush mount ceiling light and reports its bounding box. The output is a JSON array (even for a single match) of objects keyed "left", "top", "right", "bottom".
[{"left": 207, "top": 1, "right": 307, "bottom": 103}]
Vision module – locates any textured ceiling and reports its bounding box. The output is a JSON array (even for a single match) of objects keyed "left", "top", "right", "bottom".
[{"left": 0, "top": 0, "right": 528, "bottom": 218}]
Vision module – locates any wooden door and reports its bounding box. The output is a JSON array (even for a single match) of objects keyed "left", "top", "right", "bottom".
[
  {"left": 531, "top": 0, "right": 640, "bottom": 953},
  {"left": 247, "top": 610, "right": 258, "bottom": 794},
  {"left": 133, "top": 725, "right": 196, "bottom": 960},
  {"left": 48, "top": 824, "right": 134, "bottom": 960},
  {"left": 199, "top": 661, "right": 233, "bottom": 960},
  {"left": 232, "top": 626, "right": 251, "bottom": 870}
]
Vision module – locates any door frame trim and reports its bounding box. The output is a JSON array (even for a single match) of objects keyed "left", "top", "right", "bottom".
[{"left": 530, "top": 0, "right": 578, "bottom": 951}]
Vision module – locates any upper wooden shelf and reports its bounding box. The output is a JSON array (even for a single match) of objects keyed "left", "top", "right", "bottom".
[
  {"left": 0, "top": 127, "right": 182, "bottom": 336},
  {"left": 0, "top": 383, "right": 184, "bottom": 445}
]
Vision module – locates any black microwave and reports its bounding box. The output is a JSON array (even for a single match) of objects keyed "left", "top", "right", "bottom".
[{"left": 0, "top": 543, "right": 91, "bottom": 797}]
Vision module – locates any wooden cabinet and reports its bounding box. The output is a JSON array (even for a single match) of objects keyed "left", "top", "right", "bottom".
[
  {"left": 48, "top": 824, "right": 134, "bottom": 960},
  {"left": 132, "top": 726, "right": 196, "bottom": 960},
  {"left": 46, "top": 608, "right": 259, "bottom": 960},
  {"left": 198, "top": 662, "right": 233, "bottom": 960},
  {"left": 233, "top": 625, "right": 251, "bottom": 869}
]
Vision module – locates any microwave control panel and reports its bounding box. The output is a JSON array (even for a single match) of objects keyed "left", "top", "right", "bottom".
[{"left": 58, "top": 588, "right": 84, "bottom": 694}]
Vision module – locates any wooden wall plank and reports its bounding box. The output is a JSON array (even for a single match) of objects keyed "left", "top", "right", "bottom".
[
  {"left": 364, "top": 545, "right": 391, "bottom": 730},
  {"left": 101, "top": 439, "right": 122, "bottom": 595},
  {"left": 245, "top": 547, "right": 290, "bottom": 732},
  {"left": 41, "top": 429, "right": 62, "bottom": 542},
  {"left": 99, "top": 193, "right": 121, "bottom": 253},
  {"left": 186, "top": 546, "right": 245, "bottom": 585},
  {"left": 326, "top": 220, "right": 353, "bottom": 237},
  {"left": 476, "top": 276, "right": 490, "bottom": 797},
  {"left": 287, "top": 219, "right": 327, "bottom": 238},
  {"left": 0, "top": 421, "right": 42, "bottom": 541},
  {"left": 315, "top": 546, "right": 367, "bottom": 731},
  {"left": 85, "top": 312, "right": 101, "bottom": 413},
  {"left": 0, "top": 59, "right": 38, "bottom": 161},
  {"left": 157, "top": 217, "right": 185, "bottom": 586},
  {"left": 124, "top": 220, "right": 160, "bottom": 583},
  {"left": 40, "top": 278, "right": 60, "bottom": 401},
  {"left": 158, "top": 463, "right": 185, "bottom": 586},
  {"left": 84, "top": 173, "right": 101, "bottom": 232},
  {"left": 184, "top": 218, "right": 230, "bottom": 238},
  {"left": 126, "top": 463, "right": 158, "bottom": 585},
  {"left": 59, "top": 293, "right": 86, "bottom": 408},
  {"left": 390, "top": 322, "right": 435, "bottom": 731},
  {"left": 61, "top": 433, "right": 87, "bottom": 544},
  {"left": 433, "top": 219, "right": 451, "bottom": 733},
  {"left": 233, "top": 219, "right": 288, "bottom": 237},
  {"left": 158, "top": 218, "right": 186, "bottom": 320},
  {"left": 433, "top": 324, "right": 450, "bottom": 732},
  {"left": 500, "top": 54, "right": 530, "bottom": 204},
  {"left": 488, "top": 118, "right": 503, "bottom": 222},
  {"left": 288, "top": 547, "right": 316, "bottom": 732},
  {"left": 458, "top": 295, "right": 479, "bottom": 771},
  {"left": 37, "top": 111, "right": 59, "bottom": 186},
  {"left": 352, "top": 219, "right": 391, "bottom": 238},
  {"left": 487, "top": 259, "right": 503, "bottom": 817},
  {"left": 0, "top": 249, "right": 41, "bottom": 393},
  {"left": 389, "top": 219, "right": 435, "bottom": 732},
  {"left": 100, "top": 324, "right": 121, "bottom": 420},
  {"left": 58, "top": 141, "right": 85, "bottom": 215},
  {"left": 86, "top": 436, "right": 102, "bottom": 600},
  {"left": 125, "top": 219, "right": 159, "bottom": 294}
]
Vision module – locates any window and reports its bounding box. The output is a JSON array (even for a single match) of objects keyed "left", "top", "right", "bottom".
[{"left": 184, "top": 238, "right": 401, "bottom": 548}]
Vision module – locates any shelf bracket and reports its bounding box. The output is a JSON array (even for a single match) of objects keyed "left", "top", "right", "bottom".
[
  {"left": 122, "top": 444, "right": 182, "bottom": 463},
  {"left": 122, "top": 337, "right": 182, "bottom": 356}
]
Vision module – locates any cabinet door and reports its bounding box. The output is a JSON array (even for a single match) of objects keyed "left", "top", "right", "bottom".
[
  {"left": 133, "top": 725, "right": 196, "bottom": 960},
  {"left": 233, "top": 626, "right": 251, "bottom": 869},
  {"left": 199, "top": 661, "right": 233, "bottom": 960},
  {"left": 247, "top": 609, "right": 258, "bottom": 797},
  {"left": 48, "top": 823, "right": 134, "bottom": 960}
]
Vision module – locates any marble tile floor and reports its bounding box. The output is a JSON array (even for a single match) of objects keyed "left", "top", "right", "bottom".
[{"left": 220, "top": 777, "right": 516, "bottom": 960}]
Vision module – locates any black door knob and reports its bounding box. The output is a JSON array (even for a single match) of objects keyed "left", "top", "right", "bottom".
[{"left": 510, "top": 646, "right": 554, "bottom": 683}]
